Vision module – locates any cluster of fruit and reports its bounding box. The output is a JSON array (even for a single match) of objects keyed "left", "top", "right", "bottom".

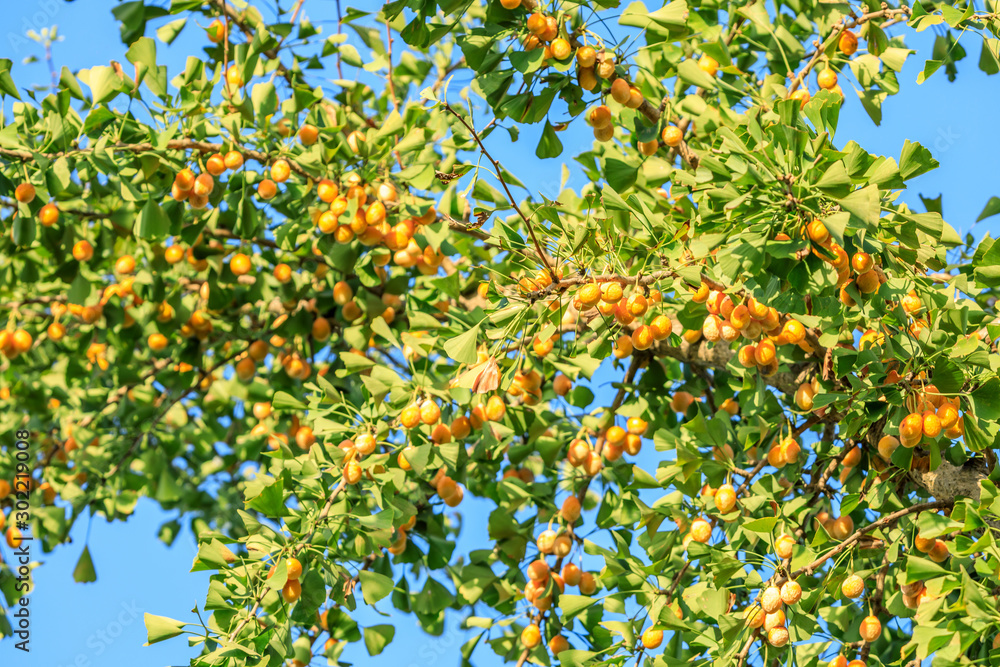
[
  {"left": 523, "top": 11, "right": 574, "bottom": 64},
  {"left": 519, "top": 519, "right": 599, "bottom": 653},
  {"left": 12, "top": 181, "right": 61, "bottom": 227},
  {"left": 0, "top": 329, "right": 33, "bottom": 359},
  {"left": 268, "top": 556, "right": 305, "bottom": 603},
  {"left": 566, "top": 280, "right": 669, "bottom": 356},
  {"left": 786, "top": 31, "right": 856, "bottom": 108},
  {"left": 584, "top": 54, "right": 717, "bottom": 145},
  {"left": 899, "top": 386, "right": 964, "bottom": 443},
  {"left": 506, "top": 368, "right": 547, "bottom": 405},
  {"left": 395, "top": 393, "right": 507, "bottom": 470},
  {"left": 765, "top": 436, "right": 803, "bottom": 469},
  {"left": 564, "top": 416, "right": 648, "bottom": 477},
  {"left": 787, "top": 218, "right": 890, "bottom": 308},
  {"left": 691, "top": 285, "right": 810, "bottom": 373},
  {"left": 744, "top": 538, "right": 881, "bottom": 651}
]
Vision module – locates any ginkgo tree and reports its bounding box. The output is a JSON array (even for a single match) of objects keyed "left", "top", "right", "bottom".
[{"left": 2, "top": 0, "right": 1000, "bottom": 666}]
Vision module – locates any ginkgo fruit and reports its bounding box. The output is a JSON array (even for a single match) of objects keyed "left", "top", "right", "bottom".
[
  {"left": 521, "top": 623, "right": 541, "bottom": 648},
  {"left": 714, "top": 484, "right": 736, "bottom": 514},
  {"left": 14, "top": 183, "right": 36, "bottom": 203},
  {"left": 859, "top": 615, "right": 880, "bottom": 642},
  {"left": 775, "top": 533, "right": 795, "bottom": 559},
  {"left": 839, "top": 30, "right": 859, "bottom": 56},
  {"left": 690, "top": 518, "right": 712, "bottom": 544},
  {"left": 761, "top": 585, "right": 782, "bottom": 613},
  {"left": 282, "top": 579, "right": 302, "bottom": 603},
  {"left": 780, "top": 580, "right": 801, "bottom": 604},
  {"left": 641, "top": 628, "right": 663, "bottom": 649},
  {"left": 841, "top": 574, "right": 864, "bottom": 598}
]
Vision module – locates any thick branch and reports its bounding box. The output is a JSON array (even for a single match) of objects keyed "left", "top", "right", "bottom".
[
  {"left": 776, "top": 500, "right": 952, "bottom": 586},
  {"left": 653, "top": 333, "right": 816, "bottom": 397},
  {"left": 0, "top": 139, "right": 311, "bottom": 177}
]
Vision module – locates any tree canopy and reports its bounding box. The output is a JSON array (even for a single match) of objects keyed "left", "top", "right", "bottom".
[{"left": 2, "top": 1, "right": 1000, "bottom": 666}]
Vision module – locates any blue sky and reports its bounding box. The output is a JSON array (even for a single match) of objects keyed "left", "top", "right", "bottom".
[{"left": 2, "top": 1, "right": 999, "bottom": 666}]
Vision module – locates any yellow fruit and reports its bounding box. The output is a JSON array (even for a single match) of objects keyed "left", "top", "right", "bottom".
[
  {"left": 780, "top": 580, "right": 801, "bottom": 605},
  {"left": 641, "top": 628, "right": 663, "bottom": 649},
  {"left": 521, "top": 623, "right": 541, "bottom": 649},
  {"left": 690, "top": 518, "right": 712, "bottom": 543},
  {"left": 775, "top": 533, "right": 795, "bottom": 559},
  {"left": 698, "top": 54, "right": 719, "bottom": 76},
  {"left": 817, "top": 68, "right": 838, "bottom": 90},
  {"left": 767, "top": 626, "right": 789, "bottom": 647},
  {"left": 661, "top": 125, "right": 683, "bottom": 147},
  {"left": 859, "top": 615, "right": 880, "bottom": 642},
  {"left": 761, "top": 586, "right": 782, "bottom": 613},
  {"left": 39, "top": 202, "right": 59, "bottom": 226},
  {"left": 561, "top": 496, "right": 581, "bottom": 522},
  {"left": 14, "top": 183, "right": 36, "bottom": 203},
  {"left": 839, "top": 31, "right": 859, "bottom": 56},
  {"left": 224, "top": 151, "right": 244, "bottom": 170},
  {"left": 841, "top": 574, "right": 864, "bottom": 598},
  {"left": 282, "top": 579, "right": 302, "bottom": 603},
  {"left": 714, "top": 484, "right": 736, "bottom": 514}
]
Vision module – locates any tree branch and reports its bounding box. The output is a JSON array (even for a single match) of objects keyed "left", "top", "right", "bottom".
[
  {"left": 442, "top": 103, "right": 557, "bottom": 283},
  {"left": 0, "top": 139, "right": 311, "bottom": 177},
  {"left": 228, "top": 477, "right": 348, "bottom": 642}
]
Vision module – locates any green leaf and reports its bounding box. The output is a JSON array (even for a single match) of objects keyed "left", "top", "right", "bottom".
[
  {"left": 144, "top": 613, "right": 186, "bottom": 645},
  {"left": 676, "top": 58, "right": 718, "bottom": 89},
  {"left": 970, "top": 379, "right": 1000, "bottom": 421},
  {"left": 905, "top": 555, "right": 951, "bottom": 583},
  {"left": 536, "top": 121, "right": 563, "bottom": 159},
  {"left": 136, "top": 199, "right": 170, "bottom": 241},
  {"left": 251, "top": 81, "right": 278, "bottom": 120},
  {"left": 558, "top": 594, "right": 597, "bottom": 619},
  {"left": 273, "top": 391, "right": 307, "bottom": 410},
  {"left": 88, "top": 65, "right": 125, "bottom": 105},
  {"left": 12, "top": 216, "right": 35, "bottom": 247},
  {"left": 510, "top": 49, "right": 546, "bottom": 75},
  {"left": 363, "top": 624, "right": 395, "bottom": 656},
  {"left": 837, "top": 185, "right": 880, "bottom": 227},
  {"left": 0, "top": 59, "right": 20, "bottom": 99},
  {"left": 813, "top": 160, "right": 851, "bottom": 197},
  {"left": 917, "top": 59, "right": 943, "bottom": 84},
  {"left": 68, "top": 273, "right": 92, "bottom": 305},
  {"left": 126, "top": 37, "right": 156, "bottom": 87},
  {"left": 156, "top": 18, "right": 187, "bottom": 45},
  {"left": 244, "top": 474, "right": 288, "bottom": 517},
  {"left": 979, "top": 37, "right": 1000, "bottom": 75},
  {"left": 443, "top": 323, "right": 481, "bottom": 364},
  {"left": 931, "top": 358, "right": 964, "bottom": 395},
  {"left": 742, "top": 517, "right": 778, "bottom": 534},
  {"left": 620, "top": 0, "right": 689, "bottom": 31},
  {"left": 370, "top": 316, "right": 401, "bottom": 349},
  {"left": 976, "top": 196, "right": 1000, "bottom": 222},
  {"left": 866, "top": 23, "right": 888, "bottom": 57},
  {"left": 73, "top": 546, "right": 97, "bottom": 583},
  {"left": 899, "top": 140, "right": 938, "bottom": 180},
  {"left": 359, "top": 570, "right": 394, "bottom": 605},
  {"left": 605, "top": 158, "right": 638, "bottom": 192}
]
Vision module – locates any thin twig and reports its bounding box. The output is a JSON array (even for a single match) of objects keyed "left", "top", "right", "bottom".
[
  {"left": 443, "top": 103, "right": 557, "bottom": 283},
  {"left": 385, "top": 21, "right": 399, "bottom": 113},
  {"left": 228, "top": 477, "right": 348, "bottom": 642}
]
